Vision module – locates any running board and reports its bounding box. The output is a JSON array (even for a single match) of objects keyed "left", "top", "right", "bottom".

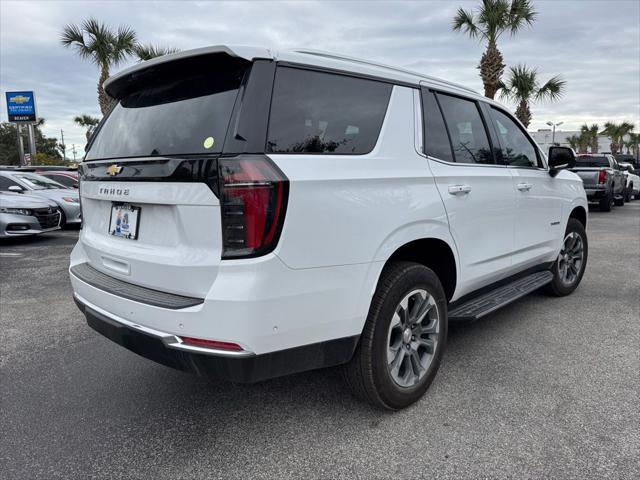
[{"left": 448, "top": 271, "right": 553, "bottom": 322}]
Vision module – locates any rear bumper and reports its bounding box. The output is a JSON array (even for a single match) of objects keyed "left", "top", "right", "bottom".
[{"left": 73, "top": 293, "right": 358, "bottom": 382}]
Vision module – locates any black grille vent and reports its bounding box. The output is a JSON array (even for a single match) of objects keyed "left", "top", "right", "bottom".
[{"left": 33, "top": 207, "right": 60, "bottom": 229}]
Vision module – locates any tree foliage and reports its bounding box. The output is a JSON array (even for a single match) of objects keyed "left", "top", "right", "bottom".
[
  {"left": 452, "top": 0, "right": 537, "bottom": 98},
  {"left": 497, "top": 64, "right": 566, "bottom": 127},
  {"left": 61, "top": 19, "right": 179, "bottom": 114},
  {"left": 0, "top": 121, "right": 64, "bottom": 166}
]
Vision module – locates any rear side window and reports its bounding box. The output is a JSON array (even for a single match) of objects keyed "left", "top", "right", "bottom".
[
  {"left": 266, "top": 67, "right": 392, "bottom": 154},
  {"left": 490, "top": 108, "right": 539, "bottom": 168},
  {"left": 44, "top": 174, "right": 76, "bottom": 188},
  {"left": 422, "top": 90, "right": 454, "bottom": 162},
  {"left": 576, "top": 156, "right": 610, "bottom": 167},
  {"left": 86, "top": 55, "right": 248, "bottom": 160},
  {"left": 436, "top": 93, "right": 494, "bottom": 164}
]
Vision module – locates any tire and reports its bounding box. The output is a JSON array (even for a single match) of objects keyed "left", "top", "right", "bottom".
[
  {"left": 342, "top": 261, "right": 447, "bottom": 410},
  {"left": 544, "top": 218, "right": 588, "bottom": 297},
  {"left": 599, "top": 191, "right": 612, "bottom": 212},
  {"left": 624, "top": 184, "right": 632, "bottom": 202},
  {"left": 614, "top": 190, "right": 625, "bottom": 206}
]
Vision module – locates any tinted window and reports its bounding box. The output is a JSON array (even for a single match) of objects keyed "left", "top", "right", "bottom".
[
  {"left": 436, "top": 94, "right": 493, "bottom": 164},
  {"left": 422, "top": 90, "right": 454, "bottom": 162},
  {"left": 0, "top": 176, "right": 22, "bottom": 191},
  {"left": 13, "top": 173, "right": 65, "bottom": 190},
  {"left": 267, "top": 68, "right": 392, "bottom": 154},
  {"left": 576, "top": 155, "right": 610, "bottom": 167},
  {"left": 86, "top": 56, "right": 248, "bottom": 160},
  {"left": 44, "top": 174, "right": 76, "bottom": 188},
  {"left": 490, "top": 108, "right": 539, "bottom": 167}
]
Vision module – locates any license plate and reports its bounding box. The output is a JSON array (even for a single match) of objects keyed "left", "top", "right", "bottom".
[{"left": 109, "top": 204, "right": 140, "bottom": 240}]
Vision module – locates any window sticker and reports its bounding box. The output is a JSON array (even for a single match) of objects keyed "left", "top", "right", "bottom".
[{"left": 203, "top": 136, "right": 215, "bottom": 149}]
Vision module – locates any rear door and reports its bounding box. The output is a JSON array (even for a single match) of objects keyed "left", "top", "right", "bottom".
[
  {"left": 422, "top": 88, "right": 516, "bottom": 295},
  {"left": 78, "top": 53, "right": 252, "bottom": 298},
  {"left": 485, "top": 106, "right": 562, "bottom": 267}
]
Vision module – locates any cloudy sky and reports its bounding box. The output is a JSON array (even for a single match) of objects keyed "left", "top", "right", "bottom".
[{"left": 1, "top": 0, "right": 639, "bottom": 157}]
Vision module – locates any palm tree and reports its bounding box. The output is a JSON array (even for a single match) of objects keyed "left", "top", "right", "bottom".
[
  {"left": 497, "top": 65, "right": 566, "bottom": 127},
  {"left": 452, "top": 0, "right": 537, "bottom": 99},
  {"left": 61, "top": 19, "right": 137, "bottom": 115},
  {"left": 580, "top": 123, "right": 599, "bottom": 153},
  {"left": 601, "top": 122, "right": 635, "bottom": 155},
  {"left": 74, "top": 114, "right": 101, "bottom": 142},
  {"left": 134, "top": 43, "right": 180, "bottom": 62},
  {"left": 624, "top": 132, "right": 639, "bottom": 157},
  {"left": 567, "top": 135, "right": 581, "bottom": 152}
]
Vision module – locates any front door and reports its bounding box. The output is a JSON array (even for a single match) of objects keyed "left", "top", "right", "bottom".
[{"left": 486, "top": 106, "right": 561, "bottom": 268}]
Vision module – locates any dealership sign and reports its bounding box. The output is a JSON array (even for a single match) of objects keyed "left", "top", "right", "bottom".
[{"left": 5, "top": 91, "right": 37, "bottom": 122}]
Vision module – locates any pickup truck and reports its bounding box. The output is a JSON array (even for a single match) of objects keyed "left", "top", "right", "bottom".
[{"left": 571, "top": 154, "right": 626, "bottom": 211}]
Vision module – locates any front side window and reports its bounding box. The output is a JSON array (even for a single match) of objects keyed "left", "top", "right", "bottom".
[
  {"left": 0, "top": 176, "right": 22, "bottom": 191},
  {"left": 436, "top": 93, "right": 494, "bottom": 164},
  {"left": 490, "top": 108, "right": 539, "bottom": 167},
  {"left": 267, "top": 67, "right": 392, "bottom": 154}
]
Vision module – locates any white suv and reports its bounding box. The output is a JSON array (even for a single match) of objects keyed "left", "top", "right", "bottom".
[{"left": 70, "top": 46, "right": 588, "bottom": 409}]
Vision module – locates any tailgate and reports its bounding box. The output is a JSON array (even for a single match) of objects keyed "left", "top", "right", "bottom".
[
  {"left": 79, "top": 178, "right": 221, "bottom": 298},
  {"left": 570, "top": 168, "right": 601, "bottom": 187}
]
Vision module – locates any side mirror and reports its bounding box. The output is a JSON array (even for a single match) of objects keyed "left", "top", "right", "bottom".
[
  {"left": 72, "top": 183, "right": 79, "bottom": 189},
  {"left": 8, "top": 185, "right": 24, "bottom": 193},
  {"left": 548, "top": 146, "right": 576, "bottom": 176}
]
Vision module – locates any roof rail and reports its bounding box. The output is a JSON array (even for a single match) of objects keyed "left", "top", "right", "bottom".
[{"left": 293, "top": 49, "right": 477, "bottom": 94}]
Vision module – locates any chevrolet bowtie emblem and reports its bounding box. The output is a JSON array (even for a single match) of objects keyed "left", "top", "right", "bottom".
[{"left": 106, "top": 164, "right": 123, "bottom": 176}]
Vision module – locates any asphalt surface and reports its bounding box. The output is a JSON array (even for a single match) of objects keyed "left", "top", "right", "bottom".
[{"left": 1, "top": 203, "right": 639, "bottom": 480}]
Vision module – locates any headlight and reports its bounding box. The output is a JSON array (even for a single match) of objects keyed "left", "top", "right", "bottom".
[
  {"left": 62, "top": 197, "right": 80, "bottom": 203},
  {"left": 0, "top": 207, "right": 33, "bottom": 216}
]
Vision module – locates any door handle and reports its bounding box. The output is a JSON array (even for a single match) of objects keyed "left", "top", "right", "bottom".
[
  {"left": 448, "top": 184, "right": 472, "bottom": 195},
  {"left": 517, "top": 183, "right": 533, "bottom": 191}
]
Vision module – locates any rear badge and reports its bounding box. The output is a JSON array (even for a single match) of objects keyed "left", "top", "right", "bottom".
[{"left": 106, "top": 164, "right": 123, "bottom": 176}]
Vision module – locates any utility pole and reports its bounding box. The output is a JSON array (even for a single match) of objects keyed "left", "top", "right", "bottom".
[
  {"left": 71, "top": 144, "right": 77, "bottom": 162},
  {"left": 60, "top": 129, "right": 66, "bottom": 163}
]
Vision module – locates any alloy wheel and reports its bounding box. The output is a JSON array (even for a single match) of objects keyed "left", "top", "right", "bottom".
[
  {"left": 386, "top": 289, "right": 440, "bottom": 388},
  {"left": 558, "top": 232, "right": 584, "bottom": 286}
]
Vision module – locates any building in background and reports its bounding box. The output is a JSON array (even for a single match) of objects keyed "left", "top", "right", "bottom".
[{"left": 529, "top": 129, "right": 613, "bottom": 153}]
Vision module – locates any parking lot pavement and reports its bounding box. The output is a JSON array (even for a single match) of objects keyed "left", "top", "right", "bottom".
[{"left": 1, "top": 205, "right": 639, "bottom": 480}]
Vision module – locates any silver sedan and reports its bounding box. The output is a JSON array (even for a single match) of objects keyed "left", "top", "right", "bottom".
[
  {"left": 0, "top": 191, "right": 61, "bottom": 237},
  {"left": 0, "top": 171, "right": 80, "bottom": 226}
]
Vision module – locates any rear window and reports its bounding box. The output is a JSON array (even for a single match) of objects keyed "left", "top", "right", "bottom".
[
  {"left": 576, "top": 156, "right": 610, "bottom": 167},
  {"left": 266, "top": 67, "right": 392, "bottom": 154},
  {"left": 86, "top": 55, "right": 248, "bottom": 161}
]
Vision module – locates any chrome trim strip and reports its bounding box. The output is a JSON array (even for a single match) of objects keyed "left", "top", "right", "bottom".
[{"left": 74, "top": 293, "right": 255, "bottom": 358}]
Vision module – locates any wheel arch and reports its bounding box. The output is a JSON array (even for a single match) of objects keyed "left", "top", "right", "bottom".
[
  {"left": 568, "top": 205, "right": 587, "bottom": 229},
  {"left": 382, "top": 238, "right": 457, "bottom": 302}
]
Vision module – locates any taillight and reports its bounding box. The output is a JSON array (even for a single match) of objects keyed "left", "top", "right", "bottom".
[
  {"left": 598, "top": 170, "right": 607, "bottom": 184},
  {"left": 219, "top": 155, "right": 288, "bottom": 259}
]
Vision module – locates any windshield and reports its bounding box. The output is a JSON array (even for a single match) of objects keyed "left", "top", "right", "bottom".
[
  {"left": 576, "top": 156, "right": 610, "bottom": 167},
  {"left": 14, "top": 173, "right": 66, "bottom": 190},
  {"left": 86, "top": 55, "right": 248, "bottom": 161}
]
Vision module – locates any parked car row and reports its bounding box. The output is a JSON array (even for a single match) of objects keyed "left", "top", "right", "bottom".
[
  {"left": 569, "top": 154, "right": 637, "bottom": 211},
  {"left": 0, "top": 169, "right": 81, "bottom": 234}
]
